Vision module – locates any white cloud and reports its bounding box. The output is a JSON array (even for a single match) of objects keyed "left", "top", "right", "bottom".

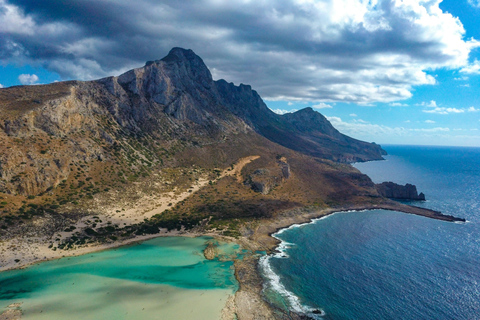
[
  {"left": 0, "top": 0, "right": 35, "bottom": 35},
  {"left": 389, "top": 102, "right": 409, "bottom": 107},
  {"left": 425, "top": 120, "right": 435, "bottom": 124},
  {"left": 411, "top": 127, "right": 450, "bottom": 132},
  {"left": 460, "top": 60, "right": 480, "bottom": 74},
  {"left": 312, "top": 102, "right": 333, "bottom": 109},
  {"left": 418, "top": 100, "right": 438, "bottom": 108},
  {"left": 270, "top": 108, "right": 297, "bottom": 115},
  {"left": 468, "top": 0, "right": 480, "bottom": 8},
  {"left": 326, "top": 116, "right": 450, "bottom": 139},
  {"left": 423, "top": 107, "right": 464, "bottom": 114},
  {"left": 423, "top": 106, "right": 479, "bottom": 115},
  {"left": 350, "top": 113, "right": 357, "bottom": 117},
  {"left": 0, "top": 83, "right": 3, "bottom": 88},
  {"left": 18, "top": 74, "right": 39, "bottom": 85},
  {"left": 0, "top": 0, "right": 479, "bottom": 104}
]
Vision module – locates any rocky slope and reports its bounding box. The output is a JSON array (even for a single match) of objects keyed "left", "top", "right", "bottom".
[
  {"left": 216, "top": 80, "right": 386, "bottom": 163},
  {"left": 0, "top": 47, "right": 398, "bottom": 252},
  {"left": 0, "top": 47, "right": 384, "bottom": 198}
]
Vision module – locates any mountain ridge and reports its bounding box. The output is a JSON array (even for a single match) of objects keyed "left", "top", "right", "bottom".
[{"left": 0, "top": 47, "right": 385, "bottom": 197}]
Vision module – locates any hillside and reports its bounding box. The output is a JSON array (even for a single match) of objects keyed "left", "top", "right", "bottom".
[{"left": 0, "top": 47, "right": 394, "bottom": 259}]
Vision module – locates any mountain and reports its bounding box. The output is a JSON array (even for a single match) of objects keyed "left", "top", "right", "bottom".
[
  {"left": 0, "top": 47, "right": 406, "bottom": 258},
  {"left": 0, "top": 48, "right": 384, "bottom": 197}
]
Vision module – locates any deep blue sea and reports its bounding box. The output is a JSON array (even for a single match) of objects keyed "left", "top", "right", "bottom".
[{"left": 261, "top": 145, "right": 480, "bottom": 319}]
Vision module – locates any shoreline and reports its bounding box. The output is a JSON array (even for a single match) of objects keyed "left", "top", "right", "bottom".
[
  {"left": 230, "top": 200, "right": 465, "bottom": 319},
  {"left": 0, "top": 200, "right": 465, "bottom": 320}
]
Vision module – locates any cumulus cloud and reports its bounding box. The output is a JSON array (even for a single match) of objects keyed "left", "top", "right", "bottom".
[
  {"left": 389, "top": 102, "right": 408, "bottom": 107},
  {"left": 1, "top": 0, "right": 479, "bottom": 103},
  {"left": 350, "top": 113, "right": 357, "bottom": 117},
  {"left": 425, "top": 120, "right": 435, "bottom": 124},
  {"left": 18, "top": 73, "right": 38, "bottom": 84},
  {"left": 0, "top": 83, "right": 3, "bottom": 88},
  {"left": 0, "top": 0, "right": 34, "bottom": 35},
  {"left": 460, "top": 60, "right": 480, "bottom": 74}
]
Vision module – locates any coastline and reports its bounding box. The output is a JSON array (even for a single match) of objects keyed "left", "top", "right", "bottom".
[
  {"left": 230, "top": 200, "right": 465, "bottom": 319},
  {"left": 0, "top": 200, "right": 465, "bottom": 320}
]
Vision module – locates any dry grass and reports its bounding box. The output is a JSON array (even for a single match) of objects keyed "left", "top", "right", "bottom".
[{"left": 0, "top": 81, "right": 75, "bottom": 118}]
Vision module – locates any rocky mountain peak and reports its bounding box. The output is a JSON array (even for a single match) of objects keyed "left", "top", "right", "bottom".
[
  {"left": 159, "top": 47, "right": 213, "bottom": 84},
  {"left": 0, "top": 47, "right": 386, "bottom": 196}
]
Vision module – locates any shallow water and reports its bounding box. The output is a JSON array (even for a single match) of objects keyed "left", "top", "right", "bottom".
[
  {"left": 263, "top": 145, "right": 480, "bottom": 319},
  {"left": 0, "top": 236, "right": 238, "bottom": 319}
]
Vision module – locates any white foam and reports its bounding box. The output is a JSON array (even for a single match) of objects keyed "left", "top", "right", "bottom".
[{"left": 260, "top": 255, "right": 317, "bottom": 314}]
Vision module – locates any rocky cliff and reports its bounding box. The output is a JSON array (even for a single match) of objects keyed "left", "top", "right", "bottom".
[{"left": 376, "top": 182, "right": 426, "bottom": 201}]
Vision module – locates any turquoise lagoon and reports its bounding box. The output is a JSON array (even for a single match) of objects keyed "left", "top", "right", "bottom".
[{"left": 0, "top": 236, "right": 239, "bottom": 319}]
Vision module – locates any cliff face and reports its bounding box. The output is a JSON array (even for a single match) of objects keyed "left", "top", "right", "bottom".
[
  {"left": 376, "top": 182, "right": 426, "bottom": 201},
  {"left": 0, "top": 47, "right": 383, "bottom": 197}
]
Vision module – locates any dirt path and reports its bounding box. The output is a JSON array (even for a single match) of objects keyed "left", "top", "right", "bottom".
[{"left": 222, "top": 155, "right": 260, "bottom": 183}]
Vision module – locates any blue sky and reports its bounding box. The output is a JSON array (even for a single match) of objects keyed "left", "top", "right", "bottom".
[
  {"left": 267, "top": 0, "right": 480, "bottom": 147},
  {"left": 1, "top": 0, "right": 479, "bottom": 146}
]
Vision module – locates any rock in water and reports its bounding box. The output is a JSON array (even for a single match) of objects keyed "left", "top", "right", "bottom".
[
  {"left": 376, "top": 182, "right": 426, "bottom": 200},
  {"left": 203, "top": 242, "right": 218, "bottom": 260}
]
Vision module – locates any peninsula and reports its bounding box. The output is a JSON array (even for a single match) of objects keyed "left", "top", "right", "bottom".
[{"left": 0, "top": 48, "right": 464, "bottom": 319}]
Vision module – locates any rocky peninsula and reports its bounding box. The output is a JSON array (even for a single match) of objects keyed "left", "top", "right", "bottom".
[{"left": 0, "top": 48, "right": 465, "bottom": 319}]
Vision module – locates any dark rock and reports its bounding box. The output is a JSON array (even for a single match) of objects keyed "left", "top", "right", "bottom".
[{"left": 376, "top": 182, "right": 426, "bottom": 200}]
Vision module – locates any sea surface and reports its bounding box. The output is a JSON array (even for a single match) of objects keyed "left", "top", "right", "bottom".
[
  {"left": 261, "top": 145, "right": 480, "bottom": 319},
  {"left": 0, "top": 236, "right": 238, "bottom": 319}
]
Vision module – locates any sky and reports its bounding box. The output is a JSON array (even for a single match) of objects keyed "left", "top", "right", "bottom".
[{"left": 1, "top": 0, "right": 479, "bottom": 147}]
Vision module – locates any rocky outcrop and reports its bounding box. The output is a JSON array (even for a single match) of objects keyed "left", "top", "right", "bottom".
[
  {"left": 246, "top": 169, "right": 277, "bottom": 195},
  {"left": 203, "top": 242, "right": 218, "bottom": 260},
  {"left": 244, "top": 157, "right": 291, "bottom": 195},
  {"left": 278, "top": 156, "right": 291, "bottom": 179},
  {"left": 376, "top": 182, "right": 426, "bottom": 201}
]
